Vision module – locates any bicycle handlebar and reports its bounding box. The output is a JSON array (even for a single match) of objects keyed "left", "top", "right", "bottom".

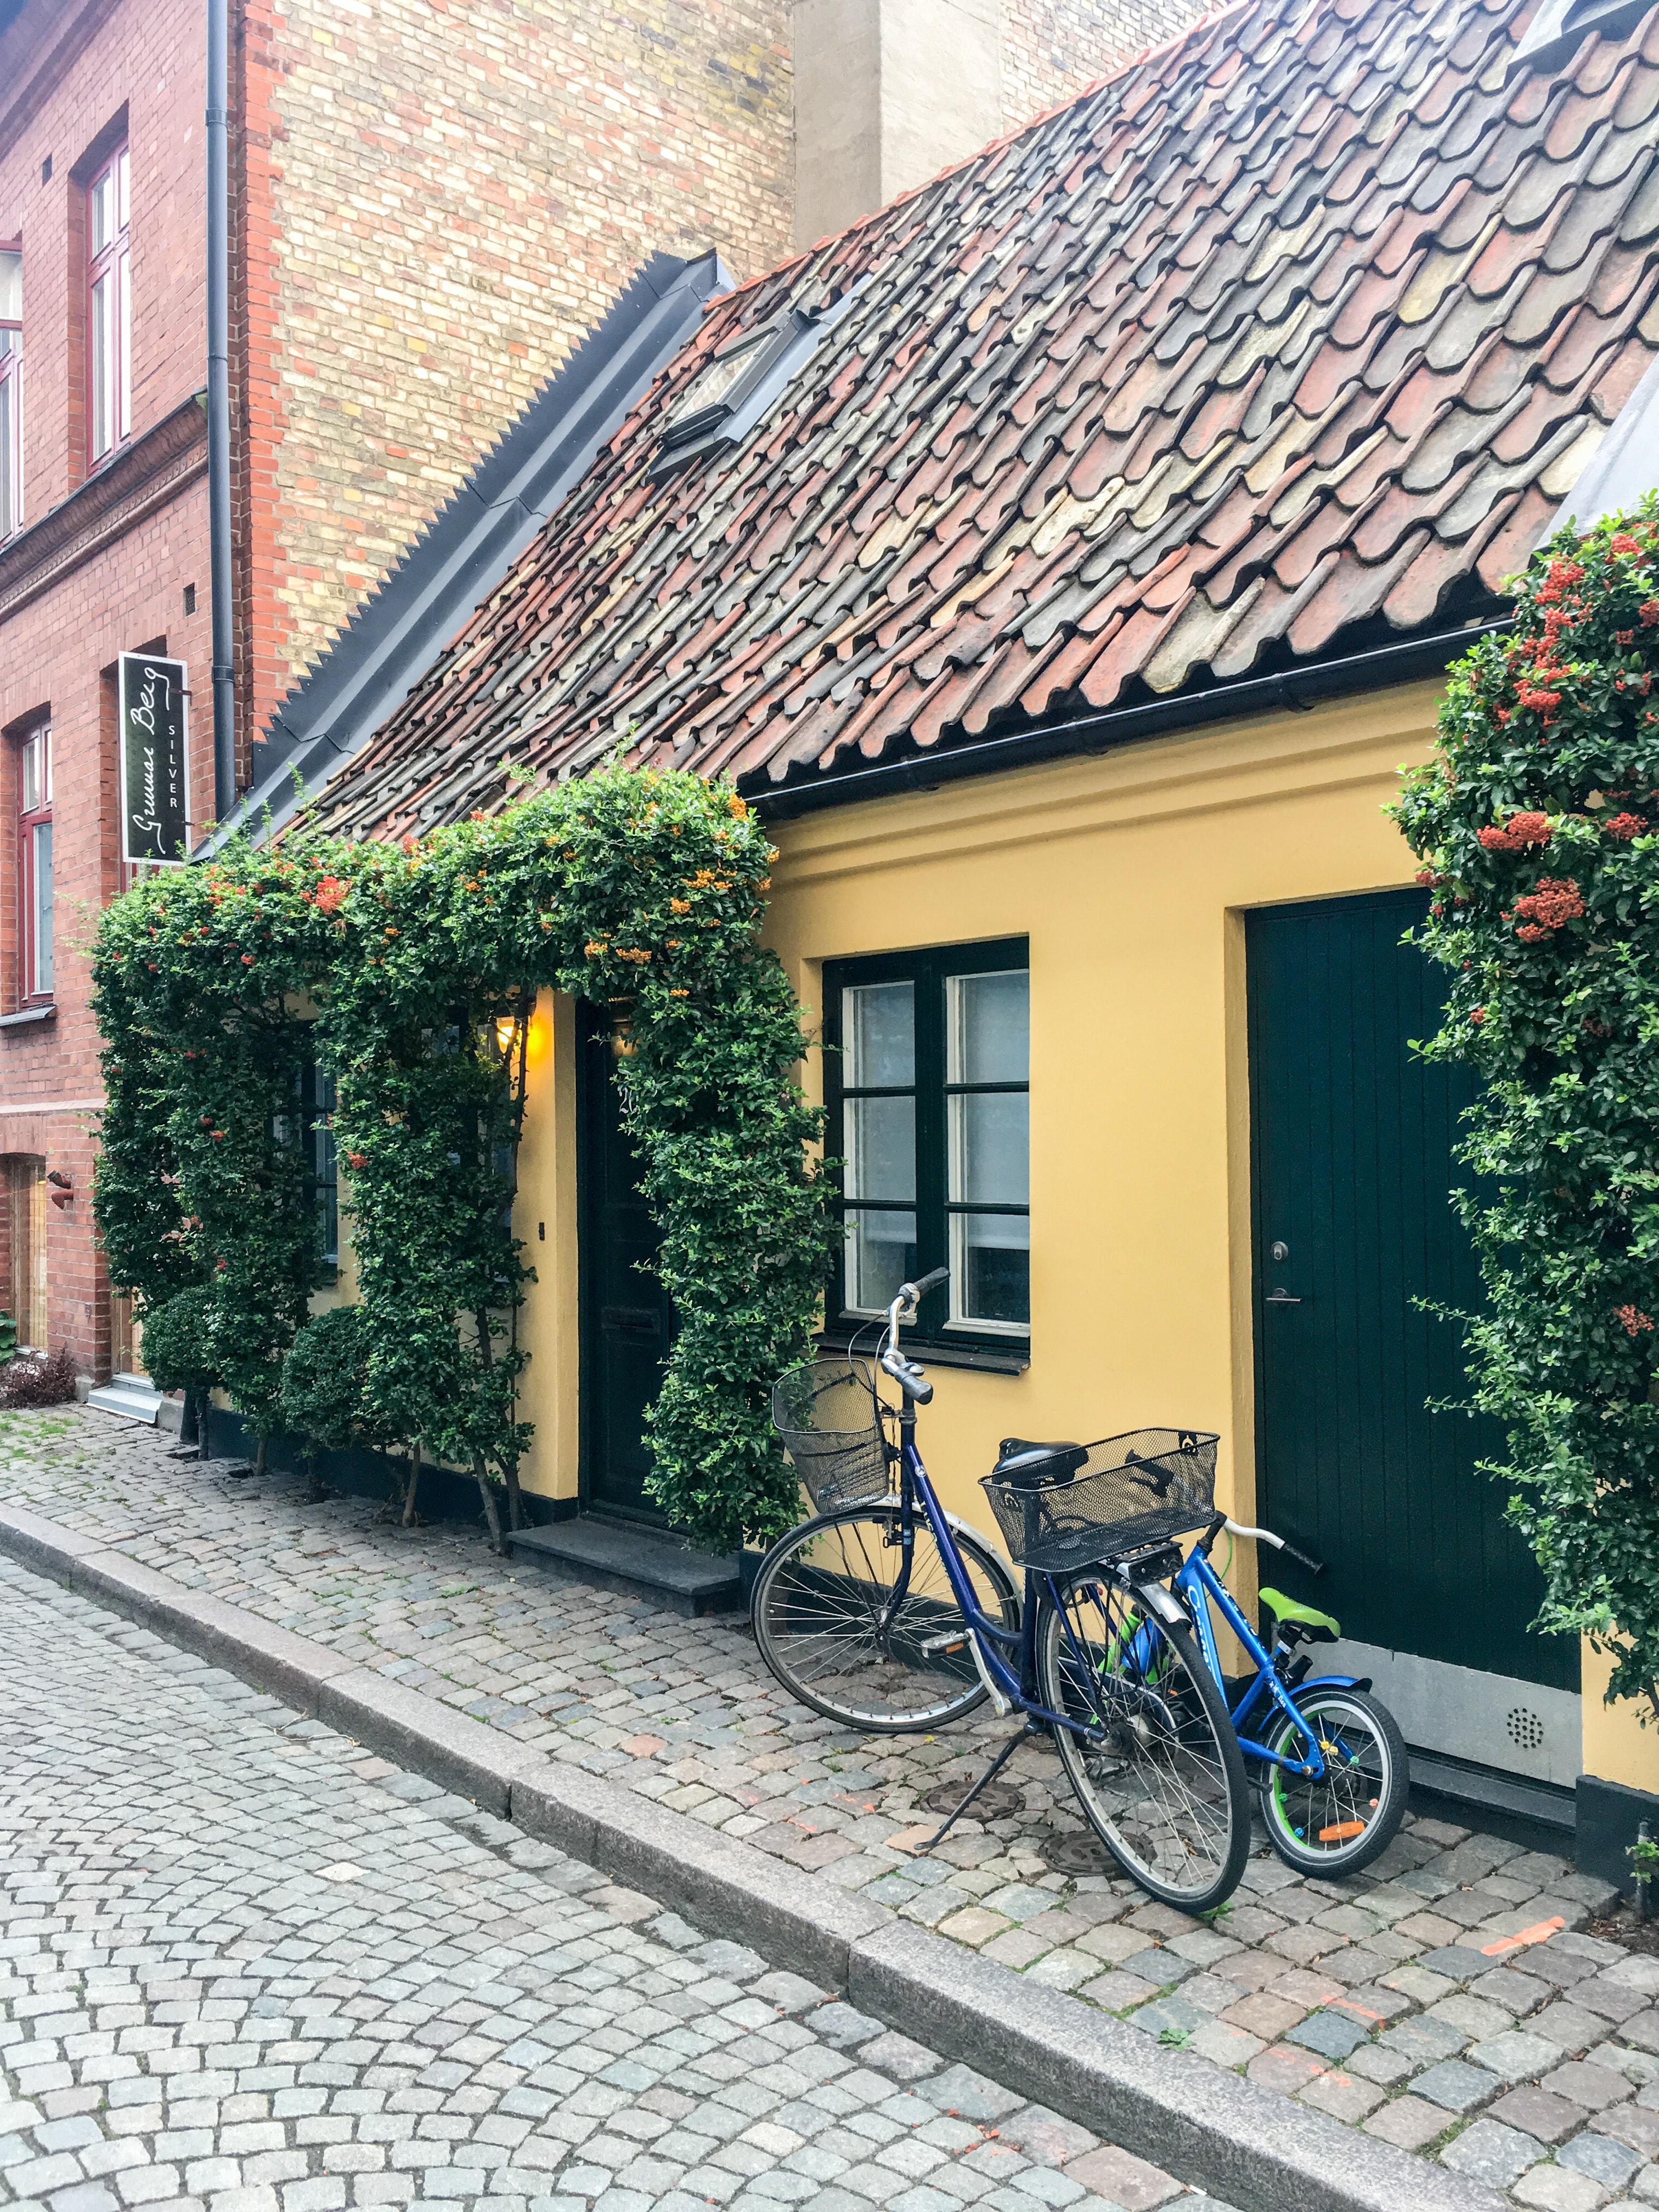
[
  {"left": 904, "top": 1266, "right": 951, "bottom": 1300},
  {"left": 1223, "top": 1518, "right": 1325, "bottom": 1576}
]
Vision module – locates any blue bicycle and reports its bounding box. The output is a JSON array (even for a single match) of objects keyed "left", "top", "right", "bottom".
[{"left": 753, "top": 1268, "right": 1407, "bottom": 1910}]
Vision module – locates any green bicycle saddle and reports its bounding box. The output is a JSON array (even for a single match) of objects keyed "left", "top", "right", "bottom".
[{"left": 1259, "top": 1587, "right": 1341, "bottom": 1641}]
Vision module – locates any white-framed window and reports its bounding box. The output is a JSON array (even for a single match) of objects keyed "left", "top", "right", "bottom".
[
  {"left": 0, "top": 246, "right": 21, "bottom": 539},
  {"left": 87, "top": 141, "right": 129, "bottom": 462},
  {"left": 18, "top": 726, "right": 51, "bottom": 1001}
]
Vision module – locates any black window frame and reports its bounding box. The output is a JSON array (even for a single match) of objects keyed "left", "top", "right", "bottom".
[{"left": 822, "top": 936, "right": 1030, "bottom": 1368}]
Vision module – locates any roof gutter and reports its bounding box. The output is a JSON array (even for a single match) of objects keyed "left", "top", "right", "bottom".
[{"left": 744, "top": 618, "right": 1502, "bottom": 821}]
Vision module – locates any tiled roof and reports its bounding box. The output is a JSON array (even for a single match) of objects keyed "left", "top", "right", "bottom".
[{"left": 315, "top": 0, "right": 1659, "bottom": 838}]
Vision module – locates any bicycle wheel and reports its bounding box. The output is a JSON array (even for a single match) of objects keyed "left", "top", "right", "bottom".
[
  {"left": 1255, "top": 1686, "right": 1409, "bottom": 1876},
  {"left": 1037, "top": 1574, "right": 1249, "bottom": 1912},
  {"left": 752, "top": 1503, "right": 1020, "bottom": 1731}
]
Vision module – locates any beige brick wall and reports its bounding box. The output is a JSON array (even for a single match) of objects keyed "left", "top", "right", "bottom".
[
  {"left": 250, "top": 0, "right": 1198, "bottom": 723},
  {"left": 1001, "top": 0, "right": 1202, "bottom": 127},
  {"left": 251, "top": 0, "right": 793, "bottom": 713}
]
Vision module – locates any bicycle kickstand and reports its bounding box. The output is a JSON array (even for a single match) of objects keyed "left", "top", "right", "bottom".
[{"left": 919, "top": 1722, "right": 1039, "bottom": 1851}]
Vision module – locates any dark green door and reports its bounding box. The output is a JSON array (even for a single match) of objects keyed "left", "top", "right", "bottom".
[
  {"left": 1247, "top": 889, "right": 1576, "bottom": 1696},
  {"left": 578, "top": 1008, "right": 672, "bottom": 1521}
]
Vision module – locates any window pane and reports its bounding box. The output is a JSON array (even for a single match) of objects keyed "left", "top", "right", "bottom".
[
  {"left": 0, "top": 250, "right": 19, "bottom": 323},
  {"left": 117, "top": 246, "right": 129, "bottom": 438},
  {"left": 949, "top": 969, "right": 1028, "bottom": 1085},
  {"left": 116, "top": 148, "right": 129, "bottom": 232},
  {"left": 844, "top": 979, "right": 914, "bottom": 1087},
  {"left": 845, "top": 1210, "right": 916, "bottom": 1314},
  {"left": 950, "top": 1091, "right": 1029, "bottom": 1206},
  {"left": 951, "top": 1211, "right": 1029, "bottom": 1329},
  {"left": 0, "top": 376, "right": 13, "bottom": 540},
  {"left": 33, "top": 820, "right": 52, "bottom": 995},
  {"left": 20, "top": 735, "right": 35, "bottom": 813},
  {"left": 846, "top": 1093, "right": 915, "bottom": 1202},
  {"left": 91, "top": 171, "right": 109, "bottom": 252},
  {"left": 91, "top": 272, "right": 109, "bottom": 456}
]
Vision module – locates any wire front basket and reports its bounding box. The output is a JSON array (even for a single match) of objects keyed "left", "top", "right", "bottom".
[
  {"left": 772, "top": 1358, "right": 893, "bottom": 1511},
  {"left": 981, "top": 1428, "right": 1218, "bottom": 1575}
]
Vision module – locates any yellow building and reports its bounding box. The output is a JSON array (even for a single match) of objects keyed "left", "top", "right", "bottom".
[{"left": 239, "top": 0, "right": 1659, "bottom": 1878}]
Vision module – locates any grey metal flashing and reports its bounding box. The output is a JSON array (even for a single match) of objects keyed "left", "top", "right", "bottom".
[
  {"left": 201, "top": 249, "right": 733, "bottom": 855},
  {"left": 1543, "top": 345, "right": 1659, "bottom": 544}
]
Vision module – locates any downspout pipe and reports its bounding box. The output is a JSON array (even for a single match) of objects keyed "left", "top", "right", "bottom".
[{"left": 206, "top": 0, "right": 235, "bottom": 826}]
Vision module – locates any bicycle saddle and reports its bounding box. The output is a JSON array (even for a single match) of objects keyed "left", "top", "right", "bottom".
[{"left": 994, "top": 1437, "right": 1088, "bottom": 1486}]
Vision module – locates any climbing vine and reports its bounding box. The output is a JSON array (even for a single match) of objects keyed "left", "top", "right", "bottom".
[
  {"left": 1395, "top": 499, "right": 1659, "bottom": 1718},
  {"left": 92, "top": 765, "right": 836, "bottom": 1552}
]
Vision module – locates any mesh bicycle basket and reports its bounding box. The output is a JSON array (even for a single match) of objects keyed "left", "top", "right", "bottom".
[
  {"left": 980, "top": 1428, "right": 1218, "bottom": 1575},
  {"left": 771, "top": 1358, "right": 891, "bottom": 1511}
]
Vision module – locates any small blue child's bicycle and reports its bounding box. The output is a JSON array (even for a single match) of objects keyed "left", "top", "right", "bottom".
[{"left": 752, "top": 1269, "right": 1407, "bottom": 1911}]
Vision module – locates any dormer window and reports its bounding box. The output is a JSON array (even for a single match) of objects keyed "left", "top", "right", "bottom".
[
  {"left": 1510, "top": 0, "right": 1653, "bottom": 76},
  {"left": 653, "top": 315, "right": 802, "bottom": 473}
]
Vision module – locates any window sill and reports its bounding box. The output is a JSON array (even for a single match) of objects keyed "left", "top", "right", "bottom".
[
  {"left": 0, "top": 1003, "right": 55, "bottom": 1028},
  {"left": 817, "top": 1329, "right": 1029, "bottom": 1376}
]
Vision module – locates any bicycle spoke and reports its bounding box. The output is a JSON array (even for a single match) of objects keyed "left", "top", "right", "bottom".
[
  {"left": 1039, "top": 1576, "right": 1246, "bottom": 1908},
  {"left": 753, "top": 1506, "right": 1019, "bottom": 1731}
]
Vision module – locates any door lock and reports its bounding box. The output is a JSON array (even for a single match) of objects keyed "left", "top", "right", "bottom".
[{"left": 1270, "top": 1240, "right": 1290, "bottom": 1263}]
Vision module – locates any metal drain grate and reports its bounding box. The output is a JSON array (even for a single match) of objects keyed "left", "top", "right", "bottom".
[
  {"left": 1506, "top": 1705, "right": 1545, "bottom": 1752},
  {"left": 1039, "top": 1829, "right": 1113, "bottom": 1875},
  {"left": 916, "top": 1779, "right": 1026, "bottom": 1822}
]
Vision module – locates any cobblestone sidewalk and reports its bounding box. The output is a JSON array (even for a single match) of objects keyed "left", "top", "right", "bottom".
[
  {"left": 4, "top": 1409, "right": 1658, "bottom": 2210},
  {"left": 0, "top": 1553, "right": 1226, "bottom": 2212}
]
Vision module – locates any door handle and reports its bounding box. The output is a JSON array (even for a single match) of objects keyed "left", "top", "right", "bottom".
[{"left": 1264, "top": 1289, "right": 1304, "bottom": 1307}]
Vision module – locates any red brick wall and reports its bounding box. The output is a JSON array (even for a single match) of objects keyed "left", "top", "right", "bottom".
[{"left": 0, "top": 0, "right": 212, "bottom": 1375}]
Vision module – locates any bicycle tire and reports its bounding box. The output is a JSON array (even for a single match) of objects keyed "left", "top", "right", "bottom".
[
  {"left": 751, "top": 1503, "right": 1020, "bottom": 1732},
  {"left": 1037, "top": 1575, "right": 1250, "bottom": 1912},
  {"left": 1255, "top": 1685, "right": 1409, "bottom": 1877}
]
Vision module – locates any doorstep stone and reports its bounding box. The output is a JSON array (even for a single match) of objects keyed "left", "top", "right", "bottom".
[{"left": 509, "top": 1513, "right": 743, "bottom": 1615}]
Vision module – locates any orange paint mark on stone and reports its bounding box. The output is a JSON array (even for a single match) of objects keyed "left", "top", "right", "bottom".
[{"left": 1481, "top": 1916, "right": 1565, "bottom": 1957}]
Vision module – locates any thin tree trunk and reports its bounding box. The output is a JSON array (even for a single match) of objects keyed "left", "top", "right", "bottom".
[
  {"left": 401, "top": 1440, "right": 424, "bottom": 1526},
  {"left": 504, "top": 1460, "right": 524, "bottom": 1534},
  {"left": 253, "top": 1437, "right": 268, "bottom": 1479},
  {"left": 473, "top": 1451, "right": 505, "bottom": 1553}
]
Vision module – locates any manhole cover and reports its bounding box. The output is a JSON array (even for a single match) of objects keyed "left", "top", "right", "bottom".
[
  {"left": 1040, "top": 1829, "right": 1113, "bottom": 1875},
  {"left": 917, "top": 1779, "right": 1025, "bottom": 1822}
]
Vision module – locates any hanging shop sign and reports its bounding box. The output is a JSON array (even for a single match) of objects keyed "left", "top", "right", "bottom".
[{"left": 118, "top": 652, "right": 190, "bottom": 865}]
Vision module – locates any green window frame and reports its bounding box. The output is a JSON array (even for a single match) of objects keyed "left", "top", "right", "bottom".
[{"left": 823, "top": 937, "right": 1029, "bottom": 1358}]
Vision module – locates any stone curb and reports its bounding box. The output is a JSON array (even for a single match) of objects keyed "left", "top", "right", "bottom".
[{"left": 0, "top": 1501, "right": 1506, "bottom": 2212}]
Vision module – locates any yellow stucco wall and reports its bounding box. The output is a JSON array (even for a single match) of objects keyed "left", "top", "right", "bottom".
[{"left": 505, "top": 675, "right": 1658, "bottom": 1797}]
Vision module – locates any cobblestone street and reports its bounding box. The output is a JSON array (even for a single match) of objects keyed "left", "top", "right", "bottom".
[
  {"left": 5, "top": 1410, "right": 1659, "bottom": 2207},
  {"left": 0, "top": 1554, "right": 1222, "bottom": 2212}
]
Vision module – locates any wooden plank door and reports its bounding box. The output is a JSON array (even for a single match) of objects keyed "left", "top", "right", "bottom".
[
  {"left": 577, "top": 1007, "right": 673, "bottom": 1521},
  {"left": 1246, "top": 890, "right": 1578, "bottom": 1780}
]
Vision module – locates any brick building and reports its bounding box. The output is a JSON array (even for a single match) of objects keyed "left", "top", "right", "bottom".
[{"left": 0, "top": 0, "right": 1194, "bottom": 1381}]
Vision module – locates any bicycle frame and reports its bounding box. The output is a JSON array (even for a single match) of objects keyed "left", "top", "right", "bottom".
[
  {"left": 1177, "top": 1544, "right": 1365, "bottom": 1779},
  {"left": 884, "top": 1397, "right": 1207, "bottom": 1753},
  {"left": 862, "top": 1291, "right": 1354, "bottom": 1775}
]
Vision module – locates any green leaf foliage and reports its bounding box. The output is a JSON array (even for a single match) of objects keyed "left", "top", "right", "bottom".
[
  {"left": 282, "top": 1304, "right": 371, "bottom": 1458},
  {"left": 92, "top": 764, "right": 837, "bottom": 1552},
  {"left": 1393, "top": 498, "right": 1659, "bottom": 1719}
]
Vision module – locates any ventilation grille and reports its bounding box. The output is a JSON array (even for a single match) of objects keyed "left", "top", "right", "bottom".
[{"left": 1506, "top": 1706, "right": 1546, "bottom": 1753}]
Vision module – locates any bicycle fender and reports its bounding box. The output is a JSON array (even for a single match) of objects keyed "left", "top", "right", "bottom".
[
  {"left": 1294, "top": 1673, "right": 1373, "bottom": 1696},
  {"left": 1131, "top": 1578, "right": 1190, "bottom": 1632}
]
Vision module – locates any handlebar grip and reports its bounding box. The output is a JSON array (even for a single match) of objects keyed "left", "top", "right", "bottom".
[
  {"left": 907, "top": 1266, "right": 950, "bottom": 1297},
  {"left": 1280, "top": 1542, "right": 1325, "bottom": 1576}
]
